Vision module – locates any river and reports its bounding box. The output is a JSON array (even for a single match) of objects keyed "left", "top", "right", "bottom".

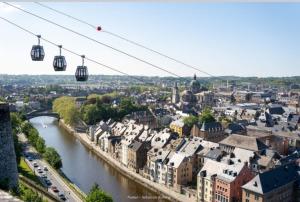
[{"left": 30, "top": 116, "right": 163, "bottom": 202}]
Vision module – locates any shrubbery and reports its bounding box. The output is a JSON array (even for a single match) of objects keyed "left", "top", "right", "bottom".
[
  {"left": 183, "top": 107, "right": 216, "bottom": 128},
  {"left": 20, "top": 120, "right": 62, "bottom": 169},
  {"left": 43, "top": 147, "right": 62, "bottom": 170},
  {"left": 86, "top": 183, "right": 113, "bottom": 202},
  {"left": 21, "top": 122, "right": 46, "bottom": 154},
  {"left": 18, "top": 183, "right": 46, "bottom": 202}
]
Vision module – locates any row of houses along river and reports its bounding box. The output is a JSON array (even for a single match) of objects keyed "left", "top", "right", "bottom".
[{"left": 30, "top": 116, "right": 164, "bottom": 202}]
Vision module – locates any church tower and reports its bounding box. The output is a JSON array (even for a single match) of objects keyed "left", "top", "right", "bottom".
[
  {"left": 172, "top": 82, "right": 180, "bottom": 104},
  {"left": 190, "top": 73, "right": 201, "bottom": 94}
]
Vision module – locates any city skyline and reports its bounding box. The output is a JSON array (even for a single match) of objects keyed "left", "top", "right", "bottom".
[{"left": 0, "top": 2, "right": 300, "bottom": 77}]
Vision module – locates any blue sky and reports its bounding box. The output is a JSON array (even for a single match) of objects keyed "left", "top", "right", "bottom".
[{"left": 0, "top": 2, "right": 299, "bottom": 77}]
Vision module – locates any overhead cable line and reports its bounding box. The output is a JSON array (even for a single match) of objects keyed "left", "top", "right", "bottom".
[
  {"left": 0, "top": 15, "right": 145, "bottom": 82},
  {"left": 4, "top": 2, "right": 181, "bottom": 78},
  {"left": 34, "top": 2, "right": 217, "bottom": 78}
]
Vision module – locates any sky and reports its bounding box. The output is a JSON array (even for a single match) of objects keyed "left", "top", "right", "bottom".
[{"left": 0, "top": 2, "right": 300, "bottom": 77}]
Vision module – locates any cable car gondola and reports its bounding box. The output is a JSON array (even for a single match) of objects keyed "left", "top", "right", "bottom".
[
  {"left": 31, "top": 35, "right": 45, "bottom": 61},
  {"left": 75, "top": 55, "right": 88, "bottom": 82},
  {"left": 53, "top": 45, "right": 67, "bottom": 71}
]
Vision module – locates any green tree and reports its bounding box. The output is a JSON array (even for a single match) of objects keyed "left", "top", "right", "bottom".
[
  {"left": 82, "top": 104, "right": 99, "bottom": 125},
  {"left": 101, "top": 95, "right": 112, "bottom": 104},
  {"left": 21, "top": 122, "right": 32, "bottom": 136},
  {"left": 10, "top": 113, "right": 22, "bottom": 134},
  {"left": 0, "top": 96, "right": 6, "bottom": 102},
  {"left": 119, "top": 98, "right": 135, "bottom": 112},
  {"left": 183, "top": 115, "right": 198, "bottom": 128},
  {"left": 86, "top": 184, "right": 113, "bottom": 202},
  {"left": 24, "top": 96, "right": 30, "bottom": 103},
  {"left": 199, "top": 108, "right": 216, "bottom": 123},
  {"left": 53, "top": 96, "right": 79, "bottom": 126},
  {"left": 35, "top": 137, "right": 46, "bottom": 154},
  {"left": 64, "top": 104, "right": 79, "bottom": 126},
  {"left": 19, "top": 184, "right": 45, "bottom": 202},
  {"left": 43, "top": 147, "right": 62, "bottom": 169}
]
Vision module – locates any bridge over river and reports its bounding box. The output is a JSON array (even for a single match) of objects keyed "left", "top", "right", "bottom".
[{"left": 26, "top": 110, "right": 60, "bottom": 120}]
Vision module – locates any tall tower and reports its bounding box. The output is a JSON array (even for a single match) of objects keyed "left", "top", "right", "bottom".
[
  {"left": 171, "top": 82, "right": 180, "bottom": 104},
  {"left": 0, "top": 103, "right": 18, "bottom": 189},
  {"left": 190, "top": 74, "right": 201, "bottom": 94}
]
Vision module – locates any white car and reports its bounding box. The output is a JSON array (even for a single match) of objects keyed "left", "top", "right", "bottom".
[{"left": 37, "top": 168, "right": 43, "bottom": 174}]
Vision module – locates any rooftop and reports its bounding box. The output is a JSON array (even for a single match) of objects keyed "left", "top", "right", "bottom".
[
  {"left": 219, "top": 134, "right": 268, "bottom": 152},
  {"left": 128, "top": 140, "right": 143, "bottom": 151},
  {"left": 242, "top": 163, "right": 299, "bottom": 194},
  {"left": 198, "top": 159, "right": 245, "bottom": 183},
  {"left": 168, "top": 152, "right": 186, "bottom": 168}
]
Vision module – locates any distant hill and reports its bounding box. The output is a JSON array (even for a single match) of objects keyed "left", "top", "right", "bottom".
[{"left": 0, "top": 74, "right": 299, "bottom": 88}]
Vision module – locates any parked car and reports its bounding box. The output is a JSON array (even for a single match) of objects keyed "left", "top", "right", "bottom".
[
  {"left": 41, "top": 174, "right": 47, "bottom": 178},
  {"left": 51, "top": 186, "right": 59, "bottom": 193},
  {"left": 43, "top": 166, "right": 48, "bottom": 171},
  {"left": 45, "top": 179, "right": 52, "bottom": 186},
  {"left": 59, "top": 193, "right": 66, "bottom": 201},
  {"left": 37, "top": 168, "right": 43, "bottom": 174},
  {"left": 33, "top": 162, "right": 38, "bottom": 167}
]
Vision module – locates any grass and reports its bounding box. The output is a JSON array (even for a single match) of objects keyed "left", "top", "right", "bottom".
[{"left": 18, "top": 157, "right": 43, "bottom": 186}]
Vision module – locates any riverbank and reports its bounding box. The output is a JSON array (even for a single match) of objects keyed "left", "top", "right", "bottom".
[
  {"left": 18, "top": 131, "right": 84, "bottom": 202},
  {"left": 59, "top": 120, "right": 194, "bottom": 202}
]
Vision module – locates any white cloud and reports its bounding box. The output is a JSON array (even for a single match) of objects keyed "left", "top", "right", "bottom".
[{"left": 0, "top": 3, "right": 21, "bottom": 13}]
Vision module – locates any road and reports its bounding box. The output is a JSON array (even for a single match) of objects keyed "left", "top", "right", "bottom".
[{"left": 19, "top": 133, "right": 83, "bottom": 202}]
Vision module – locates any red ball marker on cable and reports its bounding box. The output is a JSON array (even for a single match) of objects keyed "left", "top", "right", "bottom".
[{"left": 97, "top": 26, "right": 102, "bottom": 31}]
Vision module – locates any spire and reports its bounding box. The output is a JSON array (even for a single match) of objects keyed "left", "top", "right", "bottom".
[{"left": 194, "top": 74, "right": 197, "bottom": 80}]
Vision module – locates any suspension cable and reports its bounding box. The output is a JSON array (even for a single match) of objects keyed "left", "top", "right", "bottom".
[
  {"left": 34, "top": 2, "right": 217, "bottom": 78},
  {"left": 3, "top": 2, "right": 181, "bottom": 78},
  {"left": 0, "top": 16, "right": 145, "bottom": 83}
]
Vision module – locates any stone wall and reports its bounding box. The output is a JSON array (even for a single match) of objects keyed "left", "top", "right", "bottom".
[{"left": 0, "top": 103, "right": 18, "bottom": 188}]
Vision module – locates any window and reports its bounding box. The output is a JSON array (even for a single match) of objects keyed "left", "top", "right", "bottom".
[
  {"left": 246, "top": 199, "right": 249, "bottom": 202},
  {"left": 246, "top": 192, "right": 250, "bottom": 197},
  {"left": 255, "top": 195, "right": 259, "bottom": 200}
]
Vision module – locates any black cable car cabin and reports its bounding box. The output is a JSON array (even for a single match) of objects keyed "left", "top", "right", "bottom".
[
  {"left": 75, "top": 55, "right": 88, "bottom": 81},
  {"left": 31, "top": 35, "right": 45, "bottom": 61},
  {"left": 75, "top": 66, "right": 88, "bottom": 81},
  {"left": 53, "top": 45, "right": 67, "bottom": 71}
]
